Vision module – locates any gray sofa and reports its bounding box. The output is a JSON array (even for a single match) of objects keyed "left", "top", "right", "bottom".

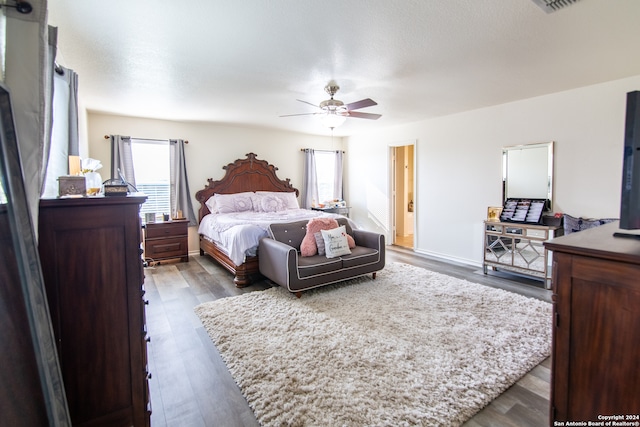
[{"left": 258, "top": 217, "right": 385, "bottom": 297}]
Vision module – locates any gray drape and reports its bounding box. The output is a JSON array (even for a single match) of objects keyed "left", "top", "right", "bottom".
[
  {"left": 109, "top": 135, "right": 136, "bottom": 186},
  {"left": 333, "top": 150, "right": 344, "bottom": 201},
  {"left": 301, "top": 148, "right": 318, "bottom": 209},
  {"left": 64, "top": 68, "right": 79, "bottom": 156},
  {"left": 169, "top": 139, "right": 197, "bottom": 225}
]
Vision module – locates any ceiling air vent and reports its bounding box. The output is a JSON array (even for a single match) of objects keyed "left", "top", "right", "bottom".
[{"left": 531, "top": 0, "right": 580, "bottom": 13}]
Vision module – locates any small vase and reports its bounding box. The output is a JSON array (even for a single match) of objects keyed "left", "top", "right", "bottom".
[{"left": 85, "top": 172, "right": 102, "bottom": 196}]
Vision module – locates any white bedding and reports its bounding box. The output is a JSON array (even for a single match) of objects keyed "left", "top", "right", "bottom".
[{"left": 198, "top": 209, "right": 351, "bottom": 265}]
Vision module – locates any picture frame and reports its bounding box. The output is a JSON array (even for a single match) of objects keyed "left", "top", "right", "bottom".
[{"left": 487, "top": 206, "right": 503, "bottom": 222}]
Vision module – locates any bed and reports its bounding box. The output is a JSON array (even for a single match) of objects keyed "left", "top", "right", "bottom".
[{"left": 195, "top": 152, "right": 347, "bottom": 287}]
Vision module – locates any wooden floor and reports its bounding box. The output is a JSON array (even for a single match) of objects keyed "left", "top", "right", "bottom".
[
  {"left": 394, "top": 233, "right": 414, "bottom": 249},
  {"left": 145, "top": 245, "right": 552, "bottom": 427}
]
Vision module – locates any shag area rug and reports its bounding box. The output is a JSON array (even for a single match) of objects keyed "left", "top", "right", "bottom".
[{"left": 195, "top": 262, "right": 552, "bottom": 427}]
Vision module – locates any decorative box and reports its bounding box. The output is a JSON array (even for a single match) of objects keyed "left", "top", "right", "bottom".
[
  {"left": 104, "top": 184, "right": 128, "bottom": 196},
  {"left": 102, "top": 178, "right": 128, "bottom": 197},
  {"left": 58, "top": 176, "right": 86, "bottom": 197}
]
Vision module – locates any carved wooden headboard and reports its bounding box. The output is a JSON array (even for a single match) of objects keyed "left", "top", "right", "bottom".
[{"left": 194, "top": 152, "right": 299, "bottom": 222}]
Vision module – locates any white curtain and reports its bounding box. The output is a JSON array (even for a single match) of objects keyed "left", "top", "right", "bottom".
[
  {"left": 169, "top": 139, "right": 197, "bottom": 225},
  {"left": 41, "top": 62, "right": 79, "bottom": 199},
  {"left": 301, "top": 149, "right": 319, "bottom": 209}
]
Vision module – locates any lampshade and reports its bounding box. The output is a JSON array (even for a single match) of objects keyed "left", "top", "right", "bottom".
[{"left": 319, "top": 112, "right": 347, "bottom": 129}]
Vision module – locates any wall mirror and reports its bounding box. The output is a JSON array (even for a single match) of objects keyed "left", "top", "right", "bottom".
[
  {"left": 502, "top": 141, "right": 554, "bottom": 210},
  {"left": 0, "top": 83, "right": 70, "bottom": 425}
]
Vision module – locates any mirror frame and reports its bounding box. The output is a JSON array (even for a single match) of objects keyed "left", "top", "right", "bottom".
[
  {"left": 502, "top": 141, "right": 554, "bottom": 211},
  {"left": 0, "top": 84, "right": 71, "bottom": 424}
]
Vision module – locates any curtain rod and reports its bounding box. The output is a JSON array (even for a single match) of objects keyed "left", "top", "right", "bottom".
[
  {"left": 300, "top": 148, "right": 344, "bottom": 153},
  {"left": 104, "top": 135, "right": 189, "bottom": 144}
]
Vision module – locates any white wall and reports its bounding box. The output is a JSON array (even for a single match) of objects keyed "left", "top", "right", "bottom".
[
  {"left": 346, "top": 75, "right": 640, "bottom": 267},
  {"left": 86, "top": 113, "right": 342, "bottom": 251}
]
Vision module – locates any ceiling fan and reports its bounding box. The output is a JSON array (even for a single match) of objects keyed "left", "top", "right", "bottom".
[{"left": 280, "top": 82, "right": 381, "bottom": 128}]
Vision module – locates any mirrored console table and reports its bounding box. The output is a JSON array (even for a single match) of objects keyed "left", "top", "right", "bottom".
[{"left": 483, "top": 220, "right": 562, "bottom": 288}]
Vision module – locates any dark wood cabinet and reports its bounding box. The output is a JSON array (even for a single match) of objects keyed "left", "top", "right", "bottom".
[
  {"left": 545, "top": 222, "right": 640, "bottom": 425},
  {"left": 38, "top": 195, "right": 150, "bottom": 427},
  {"left": 144, "top": 219, "right": 189, "bottom": 263}
]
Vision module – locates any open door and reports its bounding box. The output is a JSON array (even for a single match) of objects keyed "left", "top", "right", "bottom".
[{"left": 390, "top": 143, "right": 415, "bottom": 249}]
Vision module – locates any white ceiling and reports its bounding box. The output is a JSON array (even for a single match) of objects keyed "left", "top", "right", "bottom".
[{"left": 47, "top": 0, "right": 640, "bottom": 137}]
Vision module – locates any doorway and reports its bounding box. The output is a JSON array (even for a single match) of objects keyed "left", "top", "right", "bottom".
[{"left": 391, "top": 144, "right": 415, "bottom": 249}]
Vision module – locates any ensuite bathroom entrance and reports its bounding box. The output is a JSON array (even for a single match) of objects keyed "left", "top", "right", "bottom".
[{"left": 391, "top": 143, "right": 415, "bottom": 249}]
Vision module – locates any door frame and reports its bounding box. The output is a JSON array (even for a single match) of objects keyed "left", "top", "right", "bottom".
[{"left": 389, "top": 140, "right": 416, "bottom": 248}]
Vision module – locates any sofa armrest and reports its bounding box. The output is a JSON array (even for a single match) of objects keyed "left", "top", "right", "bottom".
[
  {"left": 353, "top": 229, "right": 385, "bottom": 250},
  {"left": 258, "top": 237, "right": 298, "bottom": 286}
]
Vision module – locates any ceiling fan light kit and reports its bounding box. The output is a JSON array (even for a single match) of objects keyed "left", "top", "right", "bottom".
[
  {"left": 319, "top": 112, "right": 347, "bottom": 129},
  {"left": 281, "top": 82, "right": 381, "bottom": 129}
]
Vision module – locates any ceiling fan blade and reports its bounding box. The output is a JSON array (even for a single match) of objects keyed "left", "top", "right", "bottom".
[
  {"left": 279, "top": 112, "right": 319, "bottom": 117},
  {"left": 346, "top": 98, "right": 377, "bottom": 111},
  {"left": 296, "top": 99, "right": 320, "bottom": 109},
  {"left": 348, "top": 111, "right": 382, "bottom": 120}
]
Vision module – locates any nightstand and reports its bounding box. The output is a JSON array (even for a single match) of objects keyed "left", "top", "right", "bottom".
[{"left": 144, "top": 219, "right": 189, "bottom": 263}]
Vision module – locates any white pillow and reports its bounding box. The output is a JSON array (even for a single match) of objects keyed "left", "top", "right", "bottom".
[
  {"left": 320, "top": 226, "right": 352, "bottom": 258},
  {"left": 211, "top": 192, "right": 254, "bottom": 214},
  {"left": 205, "top": 195, "right": 217, "bottom": 213},
  {"left": 255, "top": 191, "right": 299, "bottom": 210}
]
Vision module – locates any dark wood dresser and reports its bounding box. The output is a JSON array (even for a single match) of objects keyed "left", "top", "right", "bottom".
[
  {"left": 544, "top": 221, "right": 640, "bottom": 425},
  {"left": 144, "top": 219, "right": 189, "bottom": 263},
  {"left": 38, "top": 195, "right": 151, "bottom": 427}
]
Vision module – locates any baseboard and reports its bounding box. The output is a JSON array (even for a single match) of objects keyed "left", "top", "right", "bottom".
[{"left": 411, "top": 248, "right": 481, "bottom": 269}]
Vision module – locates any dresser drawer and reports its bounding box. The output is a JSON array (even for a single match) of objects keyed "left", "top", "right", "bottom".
[
  {"left": 145, "top": 221, "right": 187, "bottom": 239},
  {"left": 145, "top": 236, "right": 188, "bottom": 260}
]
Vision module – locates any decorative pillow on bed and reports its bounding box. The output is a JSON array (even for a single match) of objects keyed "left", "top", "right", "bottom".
[
  {"left": 300, "top": 217, "right": 355, "bottom": 257},
  {"left": 208, "top": 192, "right": 254, "bottom": 214},
  {"left": 321, "top": 226, "right": 352, "bottom": 258},
  {"left": 251, "top": 192, "right": 298, "bottom": 212},
  {"left": 256, "top": 191, "right": 300, "bottom": 210}
]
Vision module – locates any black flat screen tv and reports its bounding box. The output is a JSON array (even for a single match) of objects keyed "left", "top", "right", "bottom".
[{"left": 618, "top": 90, "right": 640, "bottom": 233}]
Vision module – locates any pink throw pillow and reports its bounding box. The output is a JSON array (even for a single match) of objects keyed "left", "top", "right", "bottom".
[{"left": 300, "top": 217, "right": 355, "bottom": 257}]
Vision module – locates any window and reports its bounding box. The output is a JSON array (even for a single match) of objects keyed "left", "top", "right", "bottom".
[
  {"left": 315, "top": 150, "right": 338, "bottom": 203},
  {"left": 130, "top": 139, "right": 170, "bottom": 218}
]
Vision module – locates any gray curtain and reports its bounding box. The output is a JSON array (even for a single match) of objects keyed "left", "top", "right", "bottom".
[
  {"left": 333, "top": 150, "right": 344, "bottom": 200},
  {"left": 64, "top": 68, "right": 79, "bottom": 156},
  {"left": 109, "top": 135, "right": 136, "bottom": 186},
  {"left": 301, "top": 148, "right": 318, "bottom": 209},
  {"left": 169, "top": 139, "right": 197, "bottom": 225}
]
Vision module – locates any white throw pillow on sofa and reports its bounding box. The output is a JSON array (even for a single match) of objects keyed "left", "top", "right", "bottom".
[{"left": 321, "top": 226, "right": 352, "bottom": 258}]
